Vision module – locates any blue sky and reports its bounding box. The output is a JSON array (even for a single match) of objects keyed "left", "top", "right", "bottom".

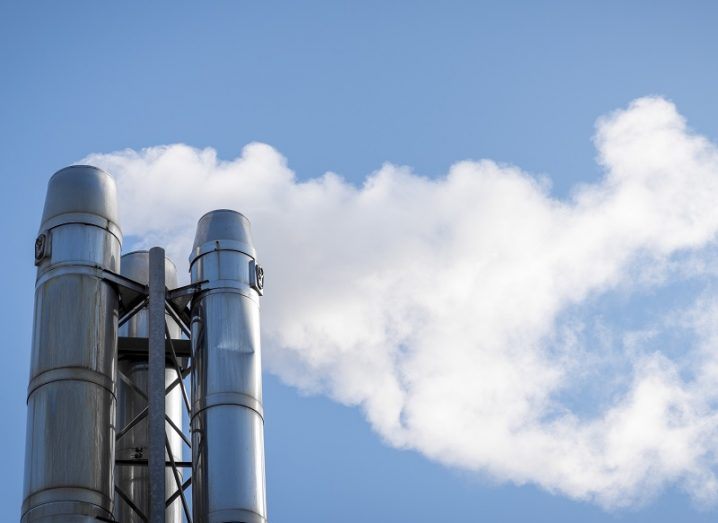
[{"left": 3, "top": 2, "right": 718, "bottom": 521}]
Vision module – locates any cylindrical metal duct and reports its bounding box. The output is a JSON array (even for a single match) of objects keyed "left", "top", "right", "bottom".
[
  {"left": 114, "top": 251, "right": 184, "bottom": 523},
  {"left": 23, "top": 166, "right": 122, "bottom": 522},
  {"left": 190, "top": 210, "right": 267, "bottom": 523}
]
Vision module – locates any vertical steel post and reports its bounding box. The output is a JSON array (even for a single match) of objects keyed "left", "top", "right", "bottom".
[{"left": 148, "top": 247, "right": 166, "bottom": 523}]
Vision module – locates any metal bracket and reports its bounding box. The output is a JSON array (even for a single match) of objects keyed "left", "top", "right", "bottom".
[
  {"left": 100, "top": 269, "right": 149, "bottom": 318},
  {"left": 167, "top": 281, "right": 205, "bottom": 308},
  {"left": 250, "top": 260, "right": 264, "bottom": 295},
  {"left": 166, "top": 281, "right": 207, "bottom": 332},
  {"left": 34, "top": 232, "right": 51, "bottom": 266}
]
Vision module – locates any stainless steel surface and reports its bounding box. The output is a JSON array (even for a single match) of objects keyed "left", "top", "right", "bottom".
[
  {"left": 190, "top": 210, "right": 268, "bottom": 523},
  {"left": 39, "top": 164, "right": 121, "bottom": 240},
  {"left": 23, "top": 166, "right": 122, "bottom": 522},
  {"left": 115, "top": 251, "right": 183, "bottom": 523}
]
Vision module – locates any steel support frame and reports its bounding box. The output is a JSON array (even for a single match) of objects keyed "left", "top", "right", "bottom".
[{"left": 109, "top": 247, "right": 196, "bottom": 523}]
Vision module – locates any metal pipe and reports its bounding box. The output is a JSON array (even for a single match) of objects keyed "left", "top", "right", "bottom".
[
  {"left": 189, "top": 209, "right": 267, "bottom": 523},
  {"left": 23, "top": 165, "right": 122, "bottom": 522},
  {"left": 114, "top": 251, "right": 183, "bottom": 523}
]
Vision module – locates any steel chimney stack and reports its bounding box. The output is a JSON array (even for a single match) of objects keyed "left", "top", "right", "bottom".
[
  {"left": 189, "top": 210, "right": 267, "bottom": 523},
  {"left": 23, "top": 167, "right": 269, "bottom": 523},
  {"left": 24, "top": 166, "right": 122, "bottom": 522}
]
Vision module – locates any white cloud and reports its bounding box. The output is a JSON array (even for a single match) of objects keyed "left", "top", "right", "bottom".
[{"left": 84, "top": 97, "right": 718, "bottom": 507}]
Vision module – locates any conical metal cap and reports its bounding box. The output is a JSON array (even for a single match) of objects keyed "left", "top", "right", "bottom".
[
  {"left": 40, "top": 165, "right": 121, "bottom": 239},
  {"left": 190, "top": 209, "right": 256, "bottom": 264}
]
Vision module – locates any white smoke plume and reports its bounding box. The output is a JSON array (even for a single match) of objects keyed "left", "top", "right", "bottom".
[{"left": 84, "top": 97, "right": 718, "bottom": 508}]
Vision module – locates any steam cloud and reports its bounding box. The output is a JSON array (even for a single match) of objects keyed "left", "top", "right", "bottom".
[{"left": 85, "top": 97, "right": 718, "bottom": 508}]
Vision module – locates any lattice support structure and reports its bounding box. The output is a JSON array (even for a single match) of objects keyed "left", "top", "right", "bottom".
[{"left": 112, "top": 250, "right": 197, "bottom": 523}]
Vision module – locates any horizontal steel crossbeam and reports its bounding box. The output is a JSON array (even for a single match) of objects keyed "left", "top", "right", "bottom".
[{"left": 118, "top": 336, "right": 192, "bottom": 358}]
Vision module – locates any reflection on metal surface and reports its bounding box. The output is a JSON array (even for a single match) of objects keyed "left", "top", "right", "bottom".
[
  {"left": 23, "top": 166, "right": 121, "bottom": 522},
  {"left": 190, "top": 210, "right": 268, "bottom": 523}
]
